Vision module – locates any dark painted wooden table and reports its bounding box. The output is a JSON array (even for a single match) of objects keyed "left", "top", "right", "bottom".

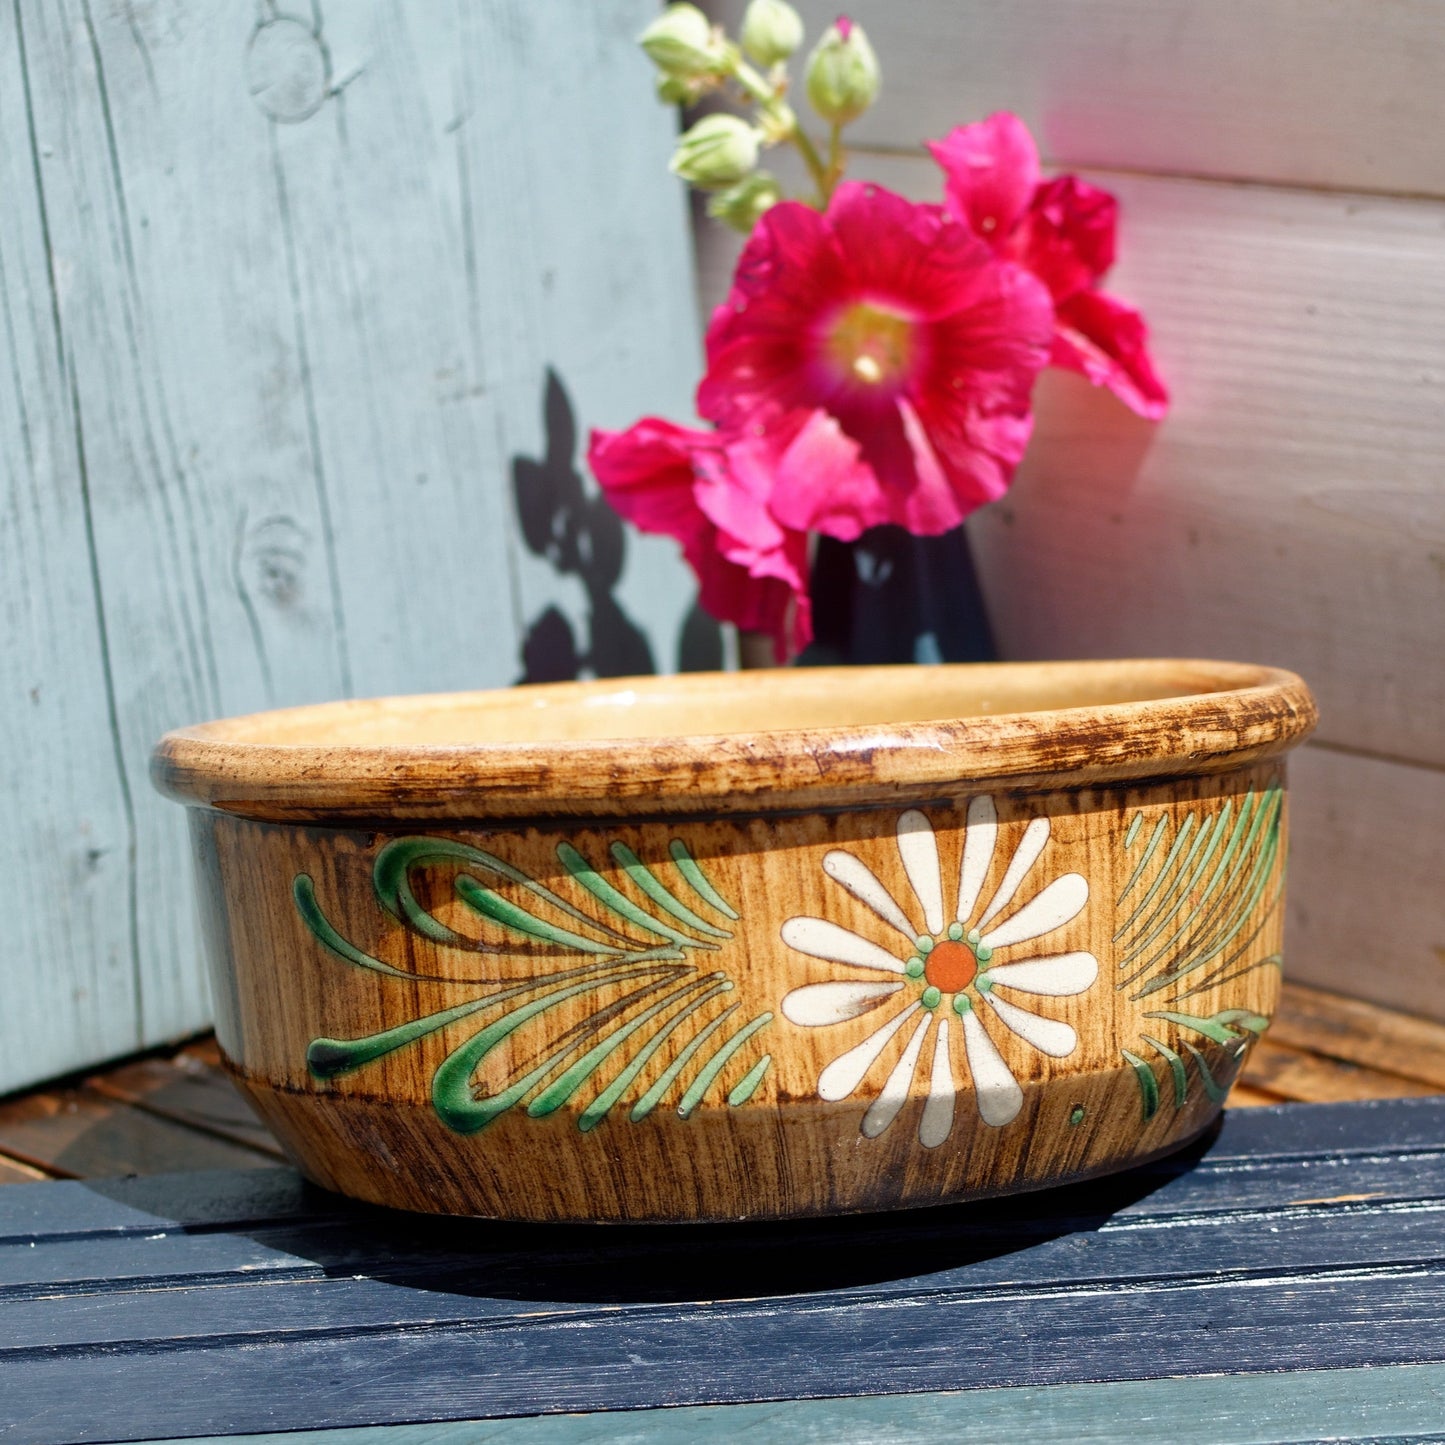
[{"left": 4, "top": 1095, "right": 1445, "bottom": 1443}]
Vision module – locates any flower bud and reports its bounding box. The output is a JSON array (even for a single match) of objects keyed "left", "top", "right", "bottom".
[
  {"left": 639, "top": 3, "right": 726, "bottom": 79},
  {"left": 741, "top": 0, "right": 805, "bottom": 66},
  {"left": 669, "top": 113, "right": 761, "bottom": 189},
  {"left": 706, "top": 171, "right": 782, "bottom": 231},
  {"left": 804, "top": 16, "right": 879, "bottom": 126},
  {"left": 655, "top": 72, "right": 707, "bottom": 106}
]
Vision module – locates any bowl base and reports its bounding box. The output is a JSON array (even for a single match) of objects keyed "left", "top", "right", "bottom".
[{"left": 229, "top": 1059, "right": 1236, "bottom": 1223}]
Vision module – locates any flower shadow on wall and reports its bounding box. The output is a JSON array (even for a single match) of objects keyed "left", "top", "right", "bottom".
[{"left": 511, "top": 368, "right": 724, "bottom": 682}]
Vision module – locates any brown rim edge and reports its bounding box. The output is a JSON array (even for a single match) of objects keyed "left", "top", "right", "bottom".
[{"left": 151, "top": 660, "right": 1317, "bottom": 823}]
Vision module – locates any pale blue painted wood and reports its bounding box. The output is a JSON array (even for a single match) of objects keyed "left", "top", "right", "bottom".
[
  {"left": 0, "top": 0, "right": 701, "bottom": 1091},
  {"left": 138, "top": 1362, "right": 1445, "bottom": 1443},
  {"left": 0, "top": 2, "right": 144, "bottom": 1078}
]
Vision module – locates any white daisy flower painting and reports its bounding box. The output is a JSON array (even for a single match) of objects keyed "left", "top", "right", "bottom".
[{"left": 781, "top": 797, "right": 1097, "bottom": 1146}]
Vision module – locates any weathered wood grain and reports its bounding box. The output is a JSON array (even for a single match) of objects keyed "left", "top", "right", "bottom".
[
  {"left": 1240, "top": 1038, "right": 1436, "bottom": 1105},
  {"left": 0, "top": 1085, "right": 280, "bottom": 1179},
  {"left": 0, "top": 1156, "right": 48, "bottom": 1186},
  {"left": 5, "top": 1098, "right": 1445, "bottom": 1442},
  {"left": 1285, "top": 745, "right": 1445, "bottom": 1025},
  {"left": 1232, "top": 974, "right": 1445, "bottom": 1102},
  {"left": 17, "top": 1264, "right": 1429, "bottom": 1426},
  {"left": 0, "top": 1166, "right": 317, "bottom": 1243},
  {"left": 1214, "top": 1094, "right": 1445, "bottom": 1159},
  {"left": 0, "top": 1037, "right": 284, "bottom": 1187},
  {"left": 10, "top": 1153, "right": 1445, "bottom": 1320},
  {"left": 706, "top": 0, "right": 1445, "bottom": 198},
  {"left": 260, "top": 2, "right": 702, "bottom": 695},
  {"left": 968, "top": 171, "right": 1445, "bottom": 776},
  {"left": 123, "top": 1363, "right": 1445, "bottom": 1445},
  {"left": 1266, "top": 981, "right": 1445, "bottom": 1090},
  {"left": 0, "top": 0, "right": 704, "bottom": 1093},
  {"left": 0, "top": 6, "right": 143, "bottom": 1098},
  {"left": 84, "top": 1055, "right": 285, "bottom": 1160},
  {"left": 11, "top": 0, "right": 355, "bottom": 1063},
  {"left": 1222, "top": 1081, "right": 1285, "bottom": 1109}
]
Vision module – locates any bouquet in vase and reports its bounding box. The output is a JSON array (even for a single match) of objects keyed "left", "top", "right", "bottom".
[{"left": 590, "top": 2, "right": 1167, "bottom": 663}]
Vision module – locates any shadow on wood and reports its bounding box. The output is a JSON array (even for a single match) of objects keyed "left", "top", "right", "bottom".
[
  {"left": 12, "top": 1099, "right": 1445, "bottom": 1441},
  {"left": 515, "top": 368, "right": 723, "bottom": 682},
  {"left": 148, "top": 1130, "right": 1215, "bottom": 1307}
]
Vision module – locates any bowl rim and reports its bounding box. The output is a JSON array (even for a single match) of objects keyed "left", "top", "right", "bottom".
[{"left": 151, "top": 660, "right": 1316, "bottom": 823}]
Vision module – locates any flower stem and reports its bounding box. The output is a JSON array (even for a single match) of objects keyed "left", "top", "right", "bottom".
[
  {"left": 730, "top": 55, "right": 774, "bottom": 107},
  {"left": 822, "top": 123, "right": 846, "bottom": 201},
  {"left": 731, "top": 55, "right": 829, "bottom": 203},
  {"left": 790, "top": 125, "right": 830, "bottom": 202},
  {"left": 737, "top": 629, "right": 780, "bottom": 670}
]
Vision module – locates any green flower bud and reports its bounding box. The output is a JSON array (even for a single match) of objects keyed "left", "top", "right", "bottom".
[
  {"left": 741, "top": 0, "right": 805, "bottom": 66},
  {"left": 656, "top": 72, "right": 707, "bottom": 106},
  {"left": 639, "top": 3, "right": 726, "bottom": 79},
  {"left": 706, "top": 171, "right": 782, "bottom": 231},
  {"left": 669, "top": 113, "right": 761, "bottom": 189},
  {"left": 804, "top": 16, "right": 879, "bottom": 126}
]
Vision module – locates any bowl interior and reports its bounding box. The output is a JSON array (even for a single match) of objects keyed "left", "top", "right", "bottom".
[
  {"left": 154, "top": 661, "right": 1315, "bottom": 820},
  {"left": 195, "top": 659, "right": 1273, "bottom": 748}
]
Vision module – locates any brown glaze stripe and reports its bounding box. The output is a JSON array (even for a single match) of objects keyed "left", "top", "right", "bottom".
[{"left": 153, "top": 660, "right": 1315, "bottom": 823}]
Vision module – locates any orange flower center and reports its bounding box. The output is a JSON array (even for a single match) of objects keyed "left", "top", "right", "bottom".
[
  {"left": 924, "top": 940, "right": 977, "bottom": 994},
  {"left": 826, "top": 302, "right": 915, "bottom": 387}
]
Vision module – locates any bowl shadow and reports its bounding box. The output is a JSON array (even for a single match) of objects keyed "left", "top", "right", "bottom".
[{"left": 208, "top": 1126, "right": 1219, "bottom": 1307}]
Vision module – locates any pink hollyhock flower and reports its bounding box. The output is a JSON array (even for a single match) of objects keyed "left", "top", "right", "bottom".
[
  {"left": 587, "top": 419, "right": 812, "bottom": 662},
  {"left": 928, "top": 112, "right": 1168, "bottom": 420},
  {"left": 697, "top": 181, "right": 1054, "bottom": 541}
]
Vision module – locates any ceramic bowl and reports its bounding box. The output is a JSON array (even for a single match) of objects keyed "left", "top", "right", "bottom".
[{"left": 153, "top": 659, "right": 1315, "bottom": 1222}]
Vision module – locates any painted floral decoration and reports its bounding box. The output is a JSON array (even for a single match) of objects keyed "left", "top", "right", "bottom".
[
  {"left": 589, "top": 3, "right": 1168, "bottom": 661},
  {"left": 782, "top": 798, "right": 1097, "bottom": 1143},
  {"left": 295, "top": 834, "right": 774, "bottom": 1134}
]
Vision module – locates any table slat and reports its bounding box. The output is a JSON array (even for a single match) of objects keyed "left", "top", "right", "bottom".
[{"left": 2, "top": 1099, "right": 1445, "bottom": 1442}]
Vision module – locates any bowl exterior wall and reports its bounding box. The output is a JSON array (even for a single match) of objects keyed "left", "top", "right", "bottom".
[{"left": 193, "top": 763, "right": 1288, "bottom": 1221}]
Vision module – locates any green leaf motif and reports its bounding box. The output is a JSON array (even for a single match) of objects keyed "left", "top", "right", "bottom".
[
  {"left": 1122, "top": 1005, "right": 1270, "bottom": 1120},
  {"left": 1140, "top": 1033, "right": 1189, "bottom": 1109},
  {"left": 1115, "top": 785, "right": 1285, "bottom": 999},
  {"left": 1115, "top": 784, "right": 1285, "bottom": 1121},
  {"left": 1122, "top": 1049, "right": 1160, "bottom": 1122},
  {"left": 296, "top": 834, "right": 770, "bottom": 1135}
]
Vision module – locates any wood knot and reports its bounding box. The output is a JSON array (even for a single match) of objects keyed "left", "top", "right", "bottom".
[
  {"left": 246, "top": 18, "right": 329, "bottom": 123},
  {"left": 241, "top": 515, "right": 307, "bottom": 610}
]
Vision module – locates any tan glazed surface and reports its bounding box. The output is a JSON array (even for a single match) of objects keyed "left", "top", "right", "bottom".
[{"left": 154, "top": 661, "right": 1316, "bottom": 1222}]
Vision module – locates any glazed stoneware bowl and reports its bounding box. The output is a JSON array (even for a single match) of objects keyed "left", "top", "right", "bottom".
[{"left": 153, "top": 660, "right": 1315, "bottom": 1222}]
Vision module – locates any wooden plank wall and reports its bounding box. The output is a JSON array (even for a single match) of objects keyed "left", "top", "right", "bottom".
[
  {"left": 0, "top": 0, "right": 705, "bottom": 1093},
  {"left": 698, "top": 1, "right": 1445, "bottom": 1021}
]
